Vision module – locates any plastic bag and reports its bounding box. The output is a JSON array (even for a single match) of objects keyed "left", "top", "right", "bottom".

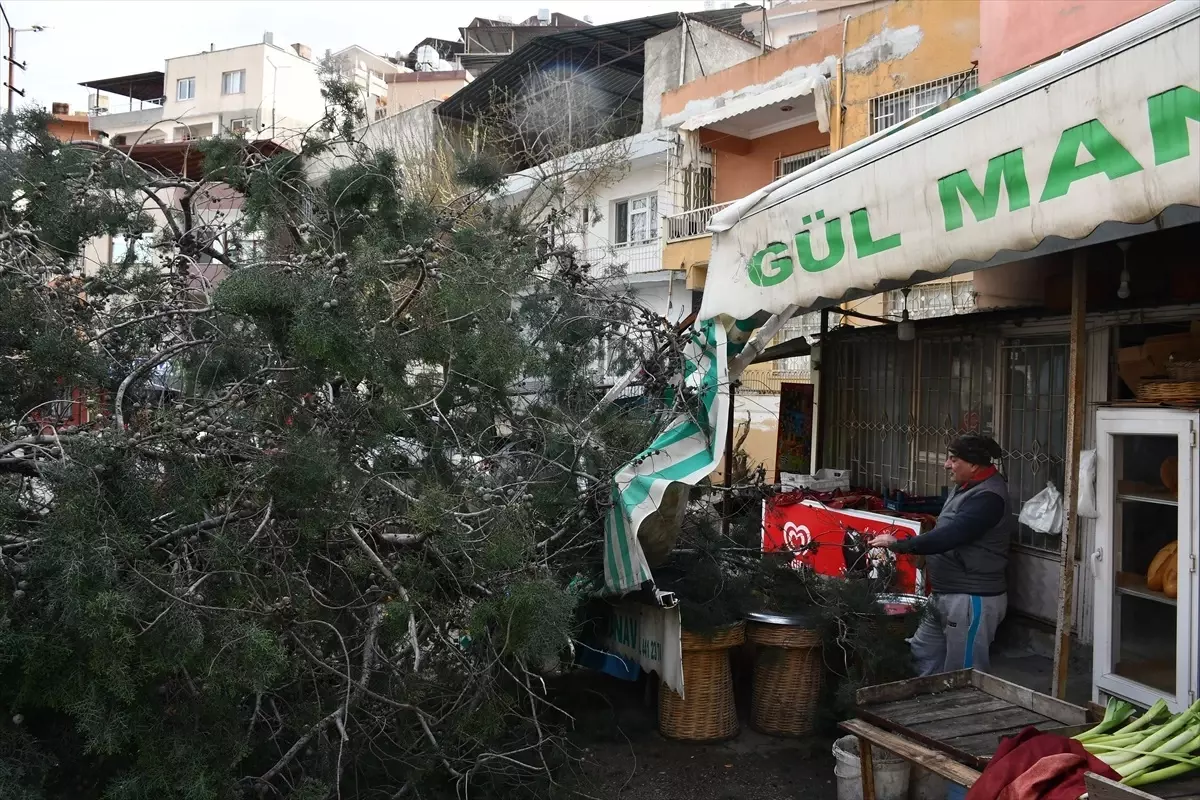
[
  {"left": 1019, "top": 482, "right": 1063, "bottom": 535},
  {"left": 1078, "top": 449, "right": 1099, "bottom": 519}
]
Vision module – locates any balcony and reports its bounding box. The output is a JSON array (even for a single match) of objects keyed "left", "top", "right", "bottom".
[
  {"left": 89, "top": 105, "right": 165, "bottom": 136},
  {"left": 664, "top": 201, "right": 732, "bottom": 243},
  {"left": 576, "top": 242, "right": 662, "bottom": 277},
  {"left": 660, "top": 202, "right": 731, "bottom": 285}
]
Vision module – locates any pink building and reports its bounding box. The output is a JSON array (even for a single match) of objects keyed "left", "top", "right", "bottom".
[{"left": 978, "top": 0, "right": 1172, "bottom": 83}]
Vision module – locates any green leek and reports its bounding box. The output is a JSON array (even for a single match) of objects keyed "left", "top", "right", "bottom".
[
  {"left": 1115, "top": 724, "right": 1200, "bottom": 778},
  {"left": 1076, "top": 698, "right": 1137, "bottom": 742},
  {"left": 1113, "top": 699, "right": 1170, "bottom": 736}
]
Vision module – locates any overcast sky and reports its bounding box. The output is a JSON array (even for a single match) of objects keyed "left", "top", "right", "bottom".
[{"left": 6, "top": 0, "right": 717, "bottom": 113}]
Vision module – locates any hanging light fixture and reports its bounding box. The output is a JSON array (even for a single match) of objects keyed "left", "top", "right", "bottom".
[
  {"left": 1116, "top": 241, "right": 1132, "bottom": 300},
  {"left": 897, "top": 287, "right": 915, "bottom": 341}
]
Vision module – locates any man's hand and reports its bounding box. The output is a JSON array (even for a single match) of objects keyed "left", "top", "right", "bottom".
[{"left": 869, "top": 533, "right": 897, "bottom": 548}]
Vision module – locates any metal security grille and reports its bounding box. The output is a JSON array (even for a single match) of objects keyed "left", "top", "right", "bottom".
[
  {"left": 870, "top": 69, "right": 979, "bottom": 134},
  {"left": 883, "top": 280, "right": 977, "bottom": 320},
  {"left": 774, "top": 146, "right": 831, "bottom": 180},
  {"left": 824, "top": 325, "right": 1068, "bottom": 555},
  {"left": 1000, "top": 339, "right": 1068, "bottom": 552}
]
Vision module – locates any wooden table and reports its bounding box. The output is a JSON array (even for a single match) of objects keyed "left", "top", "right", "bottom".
[{"left": 841, "top": 670, "right": 1089, "bottom": 800}]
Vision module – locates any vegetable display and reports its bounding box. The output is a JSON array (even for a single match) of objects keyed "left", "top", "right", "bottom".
[{"left": 1074, "top": 698, "right": 1200, "bottom": 787}]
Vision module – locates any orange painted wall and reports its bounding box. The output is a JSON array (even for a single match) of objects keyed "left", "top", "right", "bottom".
[
  {"left": 978, "top": 0, "right": 1170, "bottom": 83},
  {"left": 708, "top": 122, "right": 829, "bottom": 204},
  {"left": 48, "top": 115, "right": 98, "bottom": 143},
  {"left": 839, "top": 0, "right": 980, "bottom": 146}
]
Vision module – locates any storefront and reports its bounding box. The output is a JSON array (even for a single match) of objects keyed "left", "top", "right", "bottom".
[{"left": 697, "top": 2, "right": 1200, "bottom": 712}]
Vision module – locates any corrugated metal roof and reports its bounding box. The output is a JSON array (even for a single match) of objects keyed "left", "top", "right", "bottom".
[{"left": 436, "top": 7, "right": 754, "bottom": 121}]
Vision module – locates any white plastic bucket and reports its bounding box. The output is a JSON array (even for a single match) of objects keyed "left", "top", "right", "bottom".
[
  {"left": 833, "top": 735, "right": 911, "bottom": 800},
  {"left": 910, "top": 766, "right": 947, "bottom": 800}
]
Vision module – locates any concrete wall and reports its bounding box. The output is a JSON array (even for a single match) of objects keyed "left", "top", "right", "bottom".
[
  {"left": 978, "top": 0, "right": 1170, "bottom": 83},
  {"left": 705, "top": 122, "right": 829, "bottom": 204},
  {"left": 837, "top": 0, "right": 979, "bottom": 147},
  {"left": 710, "top": 392, "right": 781, "bottom": 483},
  {"left": 388, "top": 72, "right": 470, "bottom": 114},
  {"left": 307, "top": 101, "right": 447, "bottom": 185},
  {"left": 661, "top": 25, "right": 843, "bottom": 125},
  {"left": 642, "top": 21, "right": 763, "bottom": 132}
]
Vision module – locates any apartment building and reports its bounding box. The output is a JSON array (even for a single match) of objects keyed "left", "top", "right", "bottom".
[
  {"left": 330, "top": 45, "right": 406, "bottom": 122},
  {"left": 435, "top": 8, "right": 763, "bottom": 380},
  {"left": 80, "top": 33, "right": 324, "bottom": 148}
]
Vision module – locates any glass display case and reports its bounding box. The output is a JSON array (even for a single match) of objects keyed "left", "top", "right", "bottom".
[{"left": 1092, "top": 407, "right": 1197, "bottom": 712}]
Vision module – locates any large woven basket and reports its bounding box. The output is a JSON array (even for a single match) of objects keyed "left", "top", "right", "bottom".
[
  {"left": 1136, "top": 380, "right": 1200, "bottom": 403},
  {"left": 658, "top": 621, "right": 744, "bottom": 742},
  {"left": 1167, "top": 360, "right": 1200, "bottom": 381},
  {"left": 747, "top": 621, "right": 823, "bottom": 737}
]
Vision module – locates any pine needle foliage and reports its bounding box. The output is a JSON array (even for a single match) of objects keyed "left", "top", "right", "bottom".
[{"left": 0, "top": 81, "right": 694, "bottom": 799}]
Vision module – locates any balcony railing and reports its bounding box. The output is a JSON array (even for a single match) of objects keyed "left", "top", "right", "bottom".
[
  {"left": 664, "top": 201, "right": 732, "bottom": 243},
  {"left": 575, "top": 242, "right": 662, "bottom": 276}
]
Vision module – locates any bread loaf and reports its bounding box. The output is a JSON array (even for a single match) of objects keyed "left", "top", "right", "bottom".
[
  {"left": 1163, "top": 562, "right": 1178, "bottom": 600},
  {"left": 1146, "top": 540, "right": 1178, "bottom": 592}
]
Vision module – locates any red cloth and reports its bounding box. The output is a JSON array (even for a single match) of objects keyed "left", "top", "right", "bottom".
[{"left": 964, "top": 728, "right": 1122, "bottom": 800}]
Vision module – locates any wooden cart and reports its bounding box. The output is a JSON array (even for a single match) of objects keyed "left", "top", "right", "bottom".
[
  {"left": 841, "top": 671, "right": 1200, "bottom": 800},
  {"left": 839, "top": 670, "right": 1089, "bottom": 800}
]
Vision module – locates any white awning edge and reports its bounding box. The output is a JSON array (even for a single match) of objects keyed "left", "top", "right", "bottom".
[
  {"left": 699, "top": 1, "right": 1200, "bottom": 322},
  {"left": 679, "top": 74, "right": 828, "bottom": 133},
  {"left": 712, "top": 0, "right": 1199, "bottom": 235}
]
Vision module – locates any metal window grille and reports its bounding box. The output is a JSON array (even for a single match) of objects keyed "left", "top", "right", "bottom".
[
  {"left": 825, "top": 332, "right": 998, "bottom": 495},
  {"left": 883, "top": 280, "right": 977, "bottom": 321},
  {"left": 772, "top": 311, "right": 823, "bottom": 378},
  {"left": 774, "top": 146, "right": 830, "bottom": 180},
  {"left": 824, "top": 325, "right": 1068, "bottom": 555},
  {"left": 870, "top": 69, "right": 978, "bottom": 134},
  {"left": 669, "top": 146, "right": 715, "bottom": 214},
  {"left": 1000, "top": 339, "right": 1068, "bottom": 553}
]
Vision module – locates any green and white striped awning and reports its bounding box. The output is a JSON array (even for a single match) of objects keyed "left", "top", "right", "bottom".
[{"left": 603, "top": 317, "right": 758, "bottom": 595}]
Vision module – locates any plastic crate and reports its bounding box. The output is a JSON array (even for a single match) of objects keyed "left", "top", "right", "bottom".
[
  {"left": 780, "top": 469, "right": 851, "bottom": 493},
  {"left": 883, "top": 488, "right": 947, "bottom": 514}
]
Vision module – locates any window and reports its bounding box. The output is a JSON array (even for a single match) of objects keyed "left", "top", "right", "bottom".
[
  {"left": 614, "top": 194, "right": 658, "bottom": 245},
  {"left": 176, "top": 77, "right": 195, "bottom": 101},
  {"left": 870, "top": 69, "right": 978, "bottom": 134},
  {"left": 221, "top": 69, "right": 246, "bottom": 95},
  {"left": 229, "top": 117, "right": 254, "bottom": 134},
  {"left": 373, "top": 107, "right": 387, "bottom": 121},
  {"left": 774, "top": 146, "right": 830, "bottom": 180}
]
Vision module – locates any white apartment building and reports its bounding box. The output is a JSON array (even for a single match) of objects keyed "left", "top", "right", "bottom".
[
  {"left": 81, "top": 33, "right": 324, "bottom": 148},
  {"left": 329, "top": 45, "right": 407, "bottom": 122}
]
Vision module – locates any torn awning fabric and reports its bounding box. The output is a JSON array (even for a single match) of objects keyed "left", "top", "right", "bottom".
[
  {"left": 697, "top": 2, "right": 1200, "bottom": 323},
  {"left": 602, "top": 317, "right": 759, "bottom": 595}
]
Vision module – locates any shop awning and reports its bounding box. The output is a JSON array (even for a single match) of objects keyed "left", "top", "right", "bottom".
[{"left": 698, "top": 1, "right": 1200, "bottom": 322}]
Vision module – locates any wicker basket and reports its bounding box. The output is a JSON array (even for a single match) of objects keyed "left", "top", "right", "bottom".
[
  {"left": 747, "top": 621, "right": 823, "bottom": 737},
  {"left": 658, "top": 622, "right": 744, "bottom": 742},
  {"left": 1135, "top": 380, "right": 1200, "bottom": 403},
  {"left": 1167, "top": 360, "right": 1200, "bottom": 381}
]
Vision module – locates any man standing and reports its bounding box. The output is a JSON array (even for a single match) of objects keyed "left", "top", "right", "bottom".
[{"left": 870, "top": 434, "right": 1013, "bottom": 676}]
